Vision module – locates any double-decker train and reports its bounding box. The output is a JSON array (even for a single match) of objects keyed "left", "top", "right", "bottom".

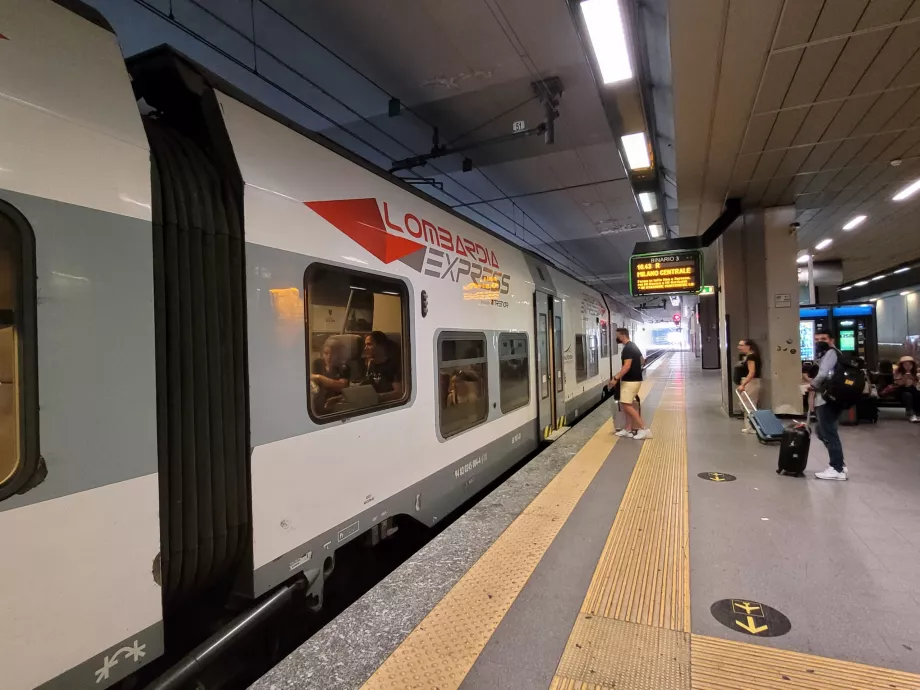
[{"left": 0, "top": 2, "right": 651, "bottom": 688}]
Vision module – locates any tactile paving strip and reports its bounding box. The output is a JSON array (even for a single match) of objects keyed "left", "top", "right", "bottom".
[
  {"left": 552, "top": 615, "right": 690, "bottom": 690},
  {"left": 691, "top": 634, "right": 920, "bottom": 689},
  {"left": 580, "top": 379, "right": 691, "bottom": 632},
  {"left": 360, "top": 376, "right": 659, "bottom": 690}
]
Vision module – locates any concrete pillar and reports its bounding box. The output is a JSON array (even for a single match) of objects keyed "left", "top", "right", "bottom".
[
  {"left": 716, "top": 207, "right": 802, "bottom": 417},
  {"left": 763, "top": 207, "right": 802, "bottom": 415}
]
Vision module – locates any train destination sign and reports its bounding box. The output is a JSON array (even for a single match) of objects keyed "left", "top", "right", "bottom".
[{"left": 629, "top": 250, "right": 703, "bottom": 296}]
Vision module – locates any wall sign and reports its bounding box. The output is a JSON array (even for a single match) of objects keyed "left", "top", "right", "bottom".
[
  {"left": 774, "top": 293, "right": 792, "bottom": 308},
  {"left": 629, "top": 250, "right": 703, "bottom": 296}
]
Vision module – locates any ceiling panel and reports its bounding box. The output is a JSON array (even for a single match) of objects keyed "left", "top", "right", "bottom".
[
  {"left": 858, "top": 0, "right": 916, "bottom": 28},
  {"left": 854, "top": 22, "right": 920, "bottom": 94},
  {"left": 783, "top": 42, "right": 846, "bottom": 109},
  {"left": 754, "top": 49, "right": 802, "bottom": 113},
  {"left": 812, "top": 0, "right": 870, "bottom": 40},
  {"left": 773, "top": 0, "right": 824, "bottom": 50},
  {"left": 817, "top": 31, "right": 892, "bottom": 100}
]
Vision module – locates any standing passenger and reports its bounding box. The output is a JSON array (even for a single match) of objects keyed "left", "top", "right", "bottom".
[
  {"left": 736, "top": 339, "right": 762, "bottom": 434},
  {"left": 811, "top": 330, "right": 848, "bottom": 481},
  {"left": 609, "top": 328, "right": 652, "bottom": 440}
]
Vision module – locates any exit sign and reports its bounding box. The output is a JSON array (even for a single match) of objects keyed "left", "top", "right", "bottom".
[{"left": 699, "top": 285, "right": 715, "bottom": 295}]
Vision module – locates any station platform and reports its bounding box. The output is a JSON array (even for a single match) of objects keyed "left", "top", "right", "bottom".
[{"left": 250, "top": 352, "right": 920, "bottom": 690}]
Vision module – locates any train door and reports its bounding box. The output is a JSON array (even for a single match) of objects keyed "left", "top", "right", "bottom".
[
  {"left": 551, "top": 297, "right": 565, "bottom": 427},
  {"left": 535, "top": 291, "right": 565, "bottom": 439}
]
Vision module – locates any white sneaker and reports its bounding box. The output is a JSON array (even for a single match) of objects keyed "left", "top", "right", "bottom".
[
  {"left": 741, "top": 428, "right": 756, "bottom": 434},
  {"left": 615, "top": 429, "right": 632, "bottom": 437},
  {"left": 632, "top": 429, "right": 653, "bottom": 440},
  {"left": 910, "top": 415, "right": 919, "bottom": 423},
  {"left": 815, "top": 466, "right": 847, "bottom": 481}
]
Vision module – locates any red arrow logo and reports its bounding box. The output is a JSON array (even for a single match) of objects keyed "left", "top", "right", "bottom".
[{"left": 305, "top": 198, "right": 425, "bottom": 264}]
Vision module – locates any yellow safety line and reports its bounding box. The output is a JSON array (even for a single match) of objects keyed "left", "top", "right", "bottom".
[
  {"left": 579, "top": 377, "right": 690, "bottom": 631},
  {"left": 691, "top": 635, "right": 920, "bottom": 689},
  {"left": 551, "top": 371, "right": 691, "bottom": 688},
  {"left": 360, "top": 374, "right": 660, "bottom": 690}
]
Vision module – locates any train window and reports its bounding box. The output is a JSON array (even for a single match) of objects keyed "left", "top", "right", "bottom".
[
  {"left": 538, "top": 315, "right": 549, "bottom": 399},
  {"left": 575, "top": 334, "right": 587, "bottom": 382},
  {"left": 0, "top": 207, "right": 37, "bottom": 499},
  {"left": 438, "top": 333, "right": 488, "bottom": 438},
  {"left": 499, "top": 333, "right": 529, "bottom": 413},
  {"left": 304, "top": 264, "right": 410, "bottom": 423},
  {"left": 612, "top": 322, "right": 619, "bottom": 355},
  {"left": 600, "top": 325, "right": 609, "bottom": 359},
  {"left": 588, "top": 335, "right": 599, "bottom": 378}
]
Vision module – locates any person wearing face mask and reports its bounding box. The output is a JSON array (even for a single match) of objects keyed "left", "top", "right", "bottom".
[
  {"left": 609, "top": 328, "right": 652, "bottom": 440},
  {"left": 810, "top": 330, "right": 848, "bottom": 481}
]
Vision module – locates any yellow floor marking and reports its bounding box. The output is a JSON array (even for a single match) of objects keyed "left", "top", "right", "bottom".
[
  {"left": 550, "top": 374, "right": 691, "bottom": 689},
  {"left": 691, "top": 634, "right": 920, "bottom": 689},
  {"left": 552, "top": 616, "right": 689, "bottom": 690},
  {"left": 579, "top": 378, "right": 690, "bottom": 631},
  {"left": 360, "top": 376, "right": 660, "bottom": 690}
]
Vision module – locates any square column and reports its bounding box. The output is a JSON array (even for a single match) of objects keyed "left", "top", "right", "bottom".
[{"left": 717, "top": 207, "right": 802, "bottom": 417}]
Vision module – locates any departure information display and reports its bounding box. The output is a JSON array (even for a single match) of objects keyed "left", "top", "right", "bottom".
[{"left": 629, "top": 250, "right": 703, "bottom": 296}]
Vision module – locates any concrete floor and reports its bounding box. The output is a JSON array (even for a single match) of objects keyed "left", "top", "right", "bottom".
[{"left": 686, "top": 357, "right": 920, "bottom": 673}]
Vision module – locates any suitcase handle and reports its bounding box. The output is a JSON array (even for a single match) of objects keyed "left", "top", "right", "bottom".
[{"left": 735, "top": 388, "right": 757, "bottom": 416}]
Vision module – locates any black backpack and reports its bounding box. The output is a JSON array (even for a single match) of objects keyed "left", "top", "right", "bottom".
[{"left": 822, "top": 349, "right": 866, "bottom": 409}]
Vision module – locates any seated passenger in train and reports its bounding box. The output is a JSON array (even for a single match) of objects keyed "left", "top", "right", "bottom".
[
  {"left": 446, "top": 370, "right": 481, "bottom": 406},
  {"left": 310, "top": 337, "right": 350, "bottom": 415},
  {"left": 362, "top": 331, "right": 403, "bottom": 403}
]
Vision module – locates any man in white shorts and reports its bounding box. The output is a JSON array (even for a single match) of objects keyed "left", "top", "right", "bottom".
[{"left": 609, "top": 328, "right": 652, "bottom": 440}]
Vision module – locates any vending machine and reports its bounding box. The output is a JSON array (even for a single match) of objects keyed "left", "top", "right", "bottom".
[{"left": 798, "top": 304, "right": 877, "bottom": 368}]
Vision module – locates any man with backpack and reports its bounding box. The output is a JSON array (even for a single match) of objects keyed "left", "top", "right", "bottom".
[{"left": 811, "top": 329, "right": 862, "bottom": 481}]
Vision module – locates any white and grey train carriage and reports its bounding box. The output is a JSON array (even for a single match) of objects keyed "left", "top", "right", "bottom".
[{"left": 0, "top": 2, "right": 649, "bottom": 688}]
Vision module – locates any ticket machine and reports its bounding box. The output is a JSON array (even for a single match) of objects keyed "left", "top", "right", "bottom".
[{"left": 799, "top": 304, "right": 877, "bottom": 368}]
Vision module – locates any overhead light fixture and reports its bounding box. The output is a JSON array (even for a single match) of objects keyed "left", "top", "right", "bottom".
[
  {"left": 894, "top": 267, "right": 910, "bottom": 274},
  {"left": 872, "top": 274, "right": 887, "bottom": 281},
  {"left": 893, "top": 178, "right": 920, "bottom": 201},
  {"left": 901, "top": 291, "right": 912, "bottom": 296},
  {"left": 854, "top": 280, "right": 869, "bottom": 286},
  {"left": 840, "top": 286, "right": 852, "bottom": 291},
  {"left": 638, "top": 192, "right": 656, "bottom": 212},
  {"left": 796, "top": 254, "right": 810, "bottom": 264},
  {"left": 580, "top": 0, "right": 633, "bottom": 85},
  {"left": 621, "top": 132, "right": 651, "bottom": 170},
  {"left": 814, "top": 238, "right": 833, "bottom": 250},
  {"left": 842, "top": 215, "right": 866, "bottom": 230},
  {"left": 648, "top": 223, "right": 663, "bottom": 238}
]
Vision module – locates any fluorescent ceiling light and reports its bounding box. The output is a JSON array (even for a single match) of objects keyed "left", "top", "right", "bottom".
[
  {"left": 814, "top": 238, "right": 833, "bottom": 250},
  {"left": 872, "top": 274, "right": 887, "bottom": 281},
  {"left": 894, "top": 267, "right": 910, "bottom": 274},
  {"left": 648, "top": 223, "right": 663, "bottom": 238},
  {"left": 621, "top": 132, "right": 651, "bottom": 170},
  {"left": 638, "top": 192, "right": 656, "bottom": 212},
  {"left": 840, "top": 286, "right": 852, "bottom": 291},
  {"left": 842, "top": 215, "right": 866, "bottom": 230},
  {"left": 854, "top": 280, "right": 869, "bottom": 286},
  {"left": 580, "top": 0, "right": 633, "bottom": 85},
  {"left": 796, "top": 254, "right": 810, "bottom": 264},
  {"left": 901, "top": 291, "right": 912, "bottom": 296},
  {"left": 893, "top": 178, "right": 920, "bottom": 201}
]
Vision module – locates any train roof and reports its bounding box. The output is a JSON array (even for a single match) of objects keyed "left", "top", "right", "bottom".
[{"left": 127, "top": 45, "right": 647, "bottom": 322}]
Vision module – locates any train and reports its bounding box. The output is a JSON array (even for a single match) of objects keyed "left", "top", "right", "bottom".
[{"left": 0, "top": 2, "right": 652, "bottom": 688}]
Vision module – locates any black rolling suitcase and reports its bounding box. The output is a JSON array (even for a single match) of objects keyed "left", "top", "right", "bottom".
[
  {"left": 857, "top": 396, "right": 879, "bottom": 424},
  {"left": 777, "top": 423, "right": 810, "bottom": 477}
]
